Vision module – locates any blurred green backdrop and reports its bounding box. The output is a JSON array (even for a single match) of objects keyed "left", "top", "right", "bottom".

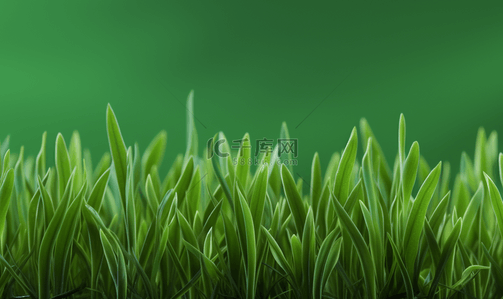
[{"left": 1, "top": 1, "right": 502, "bottom": 179}]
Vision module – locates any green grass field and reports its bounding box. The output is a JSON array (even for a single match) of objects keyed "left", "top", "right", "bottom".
[{"left": 0, "top": 95, "right": 502, "bottom": 298}]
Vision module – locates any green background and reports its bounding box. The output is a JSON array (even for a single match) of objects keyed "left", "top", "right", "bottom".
[{"left": 1, "top": 1, "right": 502, "bottom": 179}]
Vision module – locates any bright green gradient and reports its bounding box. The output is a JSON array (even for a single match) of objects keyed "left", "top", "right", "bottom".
[{"left": 1, "top": 1, "right": 502, "bottom": 178}]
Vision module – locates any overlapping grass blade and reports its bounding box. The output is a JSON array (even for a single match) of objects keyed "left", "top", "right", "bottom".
[
  {"left": 404, "top": 162, "right": 442, "bottom": 272},
  {"left": 0, "top": 98, "right": 501, "bottom": 299},
  {"left": 281, "top": 164, "right": 306, "bottom": 236},
  {"left": 333, "top": 127, "right": 357, "bottom": 205},
  {"left": 332, "top": 189, "right": 376, "bottom": 299},
  {"left": 107, "top": 104, "right": 128, "bottom": 203}
]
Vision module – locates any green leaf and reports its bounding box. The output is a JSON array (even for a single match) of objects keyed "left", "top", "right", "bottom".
[
  {"left": 387, "top": 234, "right": 414, "bottom": 299},
  {"left": 2, "top": 150, "right": 10, "bottom": 176},
  {"left": 222, "top": 213, "right": 241, "bottom": 280},
  {"left": 38, "top": 175, "right": 55, "bottom": 224},
  {"left": 424, "top": 219, "right": 441, "bottom": 266},
  {"left": 208, "top": 135, "right": 234, "bottom": 209},
  {"left": 100, "top": 229, "right": 127, "bottom": 298},
  {"left": 499, "top": 152, "right": 503, "bottom": 187},
  {"left": 313, "top": 230, "right": 342, "bottom": 299},
  {"left": 460, "top": 152, "right": 477, "bottom": 192},
  {"left": 145, "top": 174, "right": 159, "bottom": 214},
  {"left": 185, "top": 90, "right": 198, "bottom": 160},
  {"left": 183, "top": 239, "right": 222, "bottom": 280},
  {"left": 333, "top": 127, "right": 358, "bottom": 205},
  {"left": 398, "top": 114, "right": 406, "bottom": 165},
  {"left": 310, "top": 153, "right": 322, "bottom": 216},
  {"left": 0, "top": 169, "right": 14, "bottom": 239},
  {"left": 460, "top": 183, "right": 483, "bottom": 239},
  {"left": 484, "top": 173, "right": 503, "bottom": 238},
  {"left": 235, "top": 133, "right": 251, "bottom": 187},
  {"left": 0, "top": 136, "right": 9, "bottom": 159},
  {"left": 428, "top": 191, "right": 450, "bottom": 232},
  {"left": 280, "top": 122, "right": 294, "bottom": 173},
  {"left": 359, "top": 118, "right": 392, "bottom": 198},
  {"left": 359, "top": 200, "right": 384, "bottom": 288},
  {"left": 53, "top": 180, "right": 87, "bottom": 293},
  {"left": 142, "top": 130, "right": 167, "bottom": 180},
  {"left": 323, "top": 152, "right": 340, "bottom": 186},
  {"left": 450, "top": 265, "right": 490, "bottom": 290},
  {"left": 237, "top": 191, "right": 257, "bottom": 299},
  {"left": 427, "top": 218, "right": 462, "bottom": 299},
  {"left": 281, "top": 164, "right": 306, "bottom": 236},
  {"left": 69, "top": 131, "right": 83, "bottom": 189},
  {"left": 474, "top": 127, "right": 486, "bottom": 181},
  {"left": 178, "top": 210, "right": 200, "bottom": 276},
  {"left": 0, "top": 253, "right": 37, "bottom": 298},
  {"left": 173, "top": 156, "right": 194, "bottom": 203},
  {"left": 404, "top": 162, "right": 442, "bottom": 272},
  {"left": 55, "top": 133, "right": 72, "bottom": 198},
  {"left": 107, "top": 104, "right": 128, "bottom": 203},
  {"left": 302, "top": 208, "right": 316, "bottom": 297},
  {"left": 331, "top": 189, "right": 376, "bottom": 299},
  {"left": 361, "top": 138, "right": 382, "bottom": 230},
  {"left": 262, "top": 226, "right": 295, "bottom": 279},
  {"left": 38, "top": 170, "right": 75, "bottom": 299},
  {"left": 87, "top": 168, "right": 111, "bottom": 212},
  {"left": 198, "top": 199, "right": 222, "bottom": 243},
  {"left": 35, "top": 131, "right": 47, "bottom": 181},
  {"left": 402, "top": 141, "right": 419, "bottom": 201},
  {"left": 93, "top": 152, "right": 111, "bottom": 183},
  {"left": 249, "top": 165, "right": 268, "bottom": 233}
]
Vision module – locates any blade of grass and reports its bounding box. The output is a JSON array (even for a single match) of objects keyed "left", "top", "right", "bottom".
[
  {"left": 281, "top": 164, "right": 306, "bottom": 236},
  {"left": 106, "top": 104, "right": 128, "bottom": 204},
  {"left": 404, "top": 162, "right": 442, "bottom": 272},
  {"left": 333, "top": 127, "right": 358, "bottom": 205},
  {"left": 313, "top": 230, "right": 342, "bottom": 299},
  {"left": 331, "top": 189, "right": 376, "bottom": 299}
]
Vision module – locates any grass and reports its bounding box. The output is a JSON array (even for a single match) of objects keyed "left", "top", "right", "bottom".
[{"left": 0, "top": 94, "right": 502, "bottom": 298}]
